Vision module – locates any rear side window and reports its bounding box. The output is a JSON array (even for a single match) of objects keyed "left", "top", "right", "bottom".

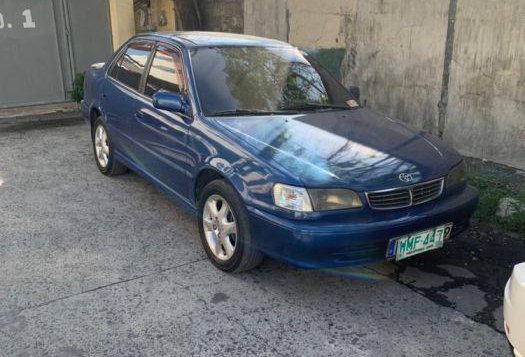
[
  {"left": 108, "top": 56, "right": 121, "bottom": 78},
  {"left": 144, "top": 45, "right": 186, "bottom": 97},
  {"left": 110, "top": 41, "right": 153, "bottom": 90}
]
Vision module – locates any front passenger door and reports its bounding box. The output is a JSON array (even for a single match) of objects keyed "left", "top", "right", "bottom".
[{"left": 134, "top": 44, "right": 193, "bottom": 201}]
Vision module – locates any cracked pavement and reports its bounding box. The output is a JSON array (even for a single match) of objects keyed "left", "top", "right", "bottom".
[{"left": 0, "top": 118, "right": 511, "bottom": 356}]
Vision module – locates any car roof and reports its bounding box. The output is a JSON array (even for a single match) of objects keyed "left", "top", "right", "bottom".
[{"left": 140, "top": 31, "right": 293, "bottom": 49}]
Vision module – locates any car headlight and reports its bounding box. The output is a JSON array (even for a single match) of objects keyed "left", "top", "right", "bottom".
[
  {"left": 309, "top": 188, "right": 362, "bottom": 210},
  {"left": 447, "top": 161, "right": 466, "bottom": 188},
  {"left": 273, "top": 184, "right": 313, "bottom": 212},
  {"left": 272, "top": 184, "right": 362, "bottom": 212}
]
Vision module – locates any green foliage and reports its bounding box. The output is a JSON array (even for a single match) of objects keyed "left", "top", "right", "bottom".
[
  {"left": 69, "top": 73, "right": 85, "bottom": 103},
  {"left": 468, "top": 174, "right": 525, "bottom": 236},
  {"left": 304, "top": 48, "right": 346, "bottom": 80}
]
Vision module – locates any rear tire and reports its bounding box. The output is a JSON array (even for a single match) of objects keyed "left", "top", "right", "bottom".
[
  {"left": 91, "top": 117, "right": 127, "bottom": 176},
  {"left": 198, "top": 179, "right": 264, "bottom": 272}
]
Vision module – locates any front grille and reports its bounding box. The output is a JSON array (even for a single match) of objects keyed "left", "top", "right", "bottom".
[
  {"left": 412, "top": 179, "right": 444, "bottom": 204},
  {"left": 366, "top": 178, "right": 444, "bottom": 210}
]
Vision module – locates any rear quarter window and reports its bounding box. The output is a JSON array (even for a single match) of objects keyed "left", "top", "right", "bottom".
[{"left": 110, "top": 41, "right": 153, "bottom": 91}]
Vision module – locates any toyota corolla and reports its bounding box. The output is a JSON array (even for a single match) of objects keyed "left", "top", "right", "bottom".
[{"left": 81, "top": 32, "right": 478, "bottom": 272}]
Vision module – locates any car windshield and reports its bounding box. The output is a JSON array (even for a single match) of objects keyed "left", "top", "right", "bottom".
[{"left": 189, "top": 46, "right": 358, "bottom": 116}]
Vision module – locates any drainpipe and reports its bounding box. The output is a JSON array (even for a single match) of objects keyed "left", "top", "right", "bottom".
[{"left": 437, "top": 0, "right": 458, "bottom": 138}]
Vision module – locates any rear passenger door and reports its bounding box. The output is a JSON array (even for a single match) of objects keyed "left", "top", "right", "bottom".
[
  {"left": 134, "top": 44, "right": 193, "bottom": 201},
  {"left": 102, "top": 41, "right": 153, "bottom": 161}
]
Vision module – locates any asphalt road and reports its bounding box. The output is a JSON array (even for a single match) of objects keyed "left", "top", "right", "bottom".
[{"left": 0, "top": 119, "right": 511, "bottom": 356}]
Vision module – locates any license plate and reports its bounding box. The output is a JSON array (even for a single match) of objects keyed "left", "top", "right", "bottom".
[{"left": 386, "top": 223, "right": 453, "bottom": 261}]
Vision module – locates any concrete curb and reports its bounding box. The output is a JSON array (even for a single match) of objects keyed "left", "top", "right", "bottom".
[
  {"left": 0, "top": 102, "right": 79, "bottom": 120},
  {"left": 0, "top": 102, "right": 83, "bottom": 132},
  {"left": 0, "top": 113, "right": 82, "bottom": 134}
]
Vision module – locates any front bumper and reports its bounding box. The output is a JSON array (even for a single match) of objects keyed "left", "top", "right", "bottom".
[
  {"left": 247, "top": 186, "right": 478, "bottom": 268},
  {"left": 504, "top": 263, "right": 525, "bottom": 357}
]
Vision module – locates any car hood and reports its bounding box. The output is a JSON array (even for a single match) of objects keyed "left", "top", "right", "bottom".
[{"left": 212, "top": 108, "right": 462, "bottom": 191}]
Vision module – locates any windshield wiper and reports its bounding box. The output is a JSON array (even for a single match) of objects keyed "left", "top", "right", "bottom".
[
  {"left": 281, "top": 103, "right": 355, "bottom": 111},
  {"left": 209, "top": 109, "right": 298, "bottom": 117}
]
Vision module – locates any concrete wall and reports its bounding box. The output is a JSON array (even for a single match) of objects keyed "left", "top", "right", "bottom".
[
  {"left": 243, "top": 0, "right": 353, "bottom": 47},
  {"left": 109, "top": 0, "right": 135, "bottom": 50},
  {"left": 200, "top": 0, "right": 244, "bottom": 33},
  {"left": 244, "top": 0, "right": 288, "bottom": 41},
  {"left": 343, "top": 0, "right": 449, "bottom": 134},
  {"left": 443, "top": 0, "right": 525, "bottom": 169},
  {"left": 243, "top": 0, "right": 353, "bottom": 79},
  {"left": 242, "top": 0, "right": 525, "bottom": 170},
  {"left": 287, "top": 0, "right": 355, "bottom": 49}
]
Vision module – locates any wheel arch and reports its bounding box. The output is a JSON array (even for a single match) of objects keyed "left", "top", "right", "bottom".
[
  {"left": 194, "top": 167, "right": 226, "bottom": 204},
  {"left": 193, "top": 165, "right": 247, "bottom": 206},
  {"left": 90, "top": 107, "right": 101, "bottom": 128}
]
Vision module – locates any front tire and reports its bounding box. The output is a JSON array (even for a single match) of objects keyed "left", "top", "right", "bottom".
[
  {"left": 198, "top": 180, "right": 264, "bottom": 272},
  {"left": 91, "top": 117, "right": 127, "bottom": 176}
]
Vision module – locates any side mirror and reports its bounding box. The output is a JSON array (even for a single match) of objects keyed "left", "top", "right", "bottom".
[
  {"left": 152, "top": 91, "right": 188, "bottom": 115},
  {"left": 347, "top": 85, "right": 360, "bottom": 101}
]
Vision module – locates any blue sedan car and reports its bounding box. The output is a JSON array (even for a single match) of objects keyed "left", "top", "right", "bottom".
[{"left": 81, "top": 32, "right": 478, "bottom": 272}]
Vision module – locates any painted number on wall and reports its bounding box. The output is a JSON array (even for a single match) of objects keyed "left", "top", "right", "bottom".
[
  {"left": 0, "top": 9, "right": 36, "bottom": 29},
  {"left": 22, "top": 9, "right": 36, "bottom": 28}
]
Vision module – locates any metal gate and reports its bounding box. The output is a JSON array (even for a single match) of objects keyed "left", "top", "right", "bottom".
[
  {"left": 0, "top": 0, "right": 65, "bottom": 107},
  {"left": 0, "top": 0, "right": 113, "bottom": 108}
]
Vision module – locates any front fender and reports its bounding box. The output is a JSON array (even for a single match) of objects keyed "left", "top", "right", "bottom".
[
  {"left": 189, "top": 118, "right": 307, "bottom": 218},
  {"left": 190, "top": 142, "right": 277, "bottom": 213}
]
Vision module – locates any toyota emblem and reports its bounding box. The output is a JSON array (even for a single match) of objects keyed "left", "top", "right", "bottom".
[{"left": 398, "top": 173, "right": 413, "bottom": 183}]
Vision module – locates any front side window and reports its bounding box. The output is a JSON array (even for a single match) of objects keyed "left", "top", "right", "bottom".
[
  {"left": 144, "top": 45, "right": 186, "bottom": 97},
  {"left": 189, "top": 46, "right": 356, "bottom": 116},
  {"left": 111, "top": 41, "right": 153, "bottom": 90}
]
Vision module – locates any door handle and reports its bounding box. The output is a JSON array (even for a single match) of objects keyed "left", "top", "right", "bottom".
[
  {"left": 134, "top": 111, "right": 144, "bottom": 119},
  {"left": 159, "top": 125, "right": 168, "bottom": 132}
]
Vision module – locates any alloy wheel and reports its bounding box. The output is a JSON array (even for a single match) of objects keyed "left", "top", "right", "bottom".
[
  {"left": 94, "top": 124, "right": 110, "bottom": 168},
  {"left": 202, "top": 194, "right": 238, "bottom": 261}
]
